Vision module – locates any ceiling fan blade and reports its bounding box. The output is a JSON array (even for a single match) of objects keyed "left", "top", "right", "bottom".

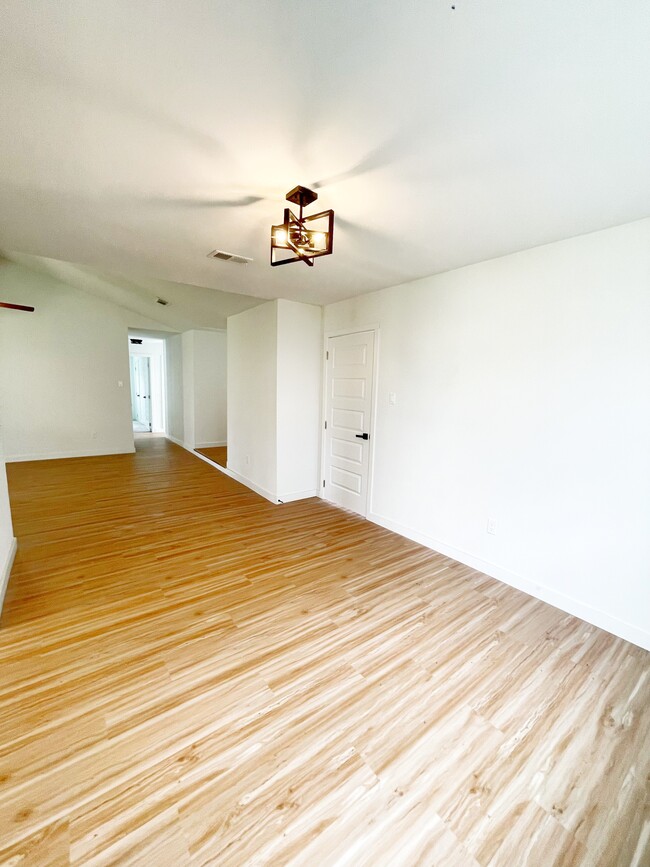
[
  {"left": 148, "top": 194, "right": 267, "bottom": 209},
  {"left": 335, "top": 216, "right": 395, "bottom": 248},
  {"left": 0, "top": 301, "right": 35, "bottom": 311},
  {"left": 335, "top": 216, "right": 366, "bottom": 232},
  {"left": 313, "top": 122, "right": 425, "bottom": 190}
]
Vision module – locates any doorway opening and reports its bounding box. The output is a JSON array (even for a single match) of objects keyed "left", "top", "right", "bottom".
[{"left": 128, "top": 335, "right": 166, "bottom": 435}]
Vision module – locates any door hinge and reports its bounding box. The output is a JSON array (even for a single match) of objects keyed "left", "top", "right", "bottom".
[
  {"left": 326, "top": 350, "right": 329, "bottom": 360},
  {"left": 322, "top": 480, "right": 325, "bottom": 488},
  {"left": 324, "top": 420, "right": 327, "bottom": 429}
]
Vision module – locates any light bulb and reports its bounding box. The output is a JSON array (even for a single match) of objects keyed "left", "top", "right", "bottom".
[
  {"left": 312, "top": 232, "right": 325, "bottom": 248},
  {"left": 274, "top": 229, "right": 287, "bottom": 246}
]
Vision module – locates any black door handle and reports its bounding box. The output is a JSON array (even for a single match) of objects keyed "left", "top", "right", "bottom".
[{"left": 355, "top": 433, "right": 369, "bottom": 440}]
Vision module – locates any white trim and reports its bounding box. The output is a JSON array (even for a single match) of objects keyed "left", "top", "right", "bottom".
[
  {"left": 324, "top": 322, "right": 381, "bottom": 339},
  {"left": 191, "top": 446, "right": 227, "bottom": 468},
  {"left": 320, "top": 326, "right": 380, "bottom": 519},
  {"left": 169, "top": 438, "right": 277, "bottom": 503},
  {"left": 165, "top": 434, "right": 194, "bottom": 453},
  {"left": 160, "top": 337, "right": 168, "bottom": 438},
  {"left": 168, "top": 436, "right": 314, "bottom": 505},
  {"left": 368, "top": 511, "right": 650, "bottom": 652},
  {"left": 167, "top": 435, "right": 206, "bottom": 455},
  {"left": 277, "top": 488, "right": 319, "bottom": 503},
  {"left": 172, "top": 441, "right": 228, "bottom": 452},
  {"left": 218, "top": 466, "right": 277, "bottom": 503},
  {"left": 366, "top": 329, "right": 381, "bottom": 517},
  {"left": 166, "top": 435, "right": 211, "bottom": 457},
  {"left": 0, "top": 537, "right": 17, "bottom": 618},
  {"left": 127, "top": 333, "right": 168, "bottom": 441},
  {"left": 6, "top": 446, "right": 136, "bottom": 463}
]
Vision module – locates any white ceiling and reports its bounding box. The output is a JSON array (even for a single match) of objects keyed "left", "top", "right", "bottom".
[
  {"left": 0, "top": 0, "right": 648, "bottom": 310},
  {"left": 3, "top": 251, "right": 263, "bottom": 330}
]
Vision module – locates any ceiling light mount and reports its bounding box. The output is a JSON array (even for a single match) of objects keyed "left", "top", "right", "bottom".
[
  {"left": 285, "top": 185, "right": 318, "bottom": 208},
  {"left": 271, "top": 185, "right": 334, "bottom": 267}
]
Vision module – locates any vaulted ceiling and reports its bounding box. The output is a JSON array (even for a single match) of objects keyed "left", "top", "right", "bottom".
[{"left": 1, "top": 0, "right": 648, "bottom": 314}]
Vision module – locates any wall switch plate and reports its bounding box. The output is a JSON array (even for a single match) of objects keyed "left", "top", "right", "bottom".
[
  {"left": 486, "top": 518, "right": 497, "bottom": 535},
  {"left": 118, "top": 380, "right": 124, "bottom": 387}
]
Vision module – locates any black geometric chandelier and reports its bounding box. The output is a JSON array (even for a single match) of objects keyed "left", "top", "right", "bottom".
[{"left": 270, "top": 185, "right": 334, "bottom": 267}]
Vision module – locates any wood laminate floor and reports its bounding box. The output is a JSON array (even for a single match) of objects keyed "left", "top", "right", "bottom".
[
  {"left": 1, "top": 437, "right": 648, "bottom": 866},
  {"left": 196, "top": 446, "right": 227, "bottom": 468}
]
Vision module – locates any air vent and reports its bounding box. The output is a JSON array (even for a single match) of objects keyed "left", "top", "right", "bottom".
[
  {"left": 156, "top": 297, "right": 169, "bottom": 306},
  {"left": 207, "top": 249, "right": 253, "bottom": 265}
]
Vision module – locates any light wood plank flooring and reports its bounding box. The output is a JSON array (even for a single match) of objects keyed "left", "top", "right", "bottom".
[{"left": 1, "top": 437, "right": 648, "bottom": 866}]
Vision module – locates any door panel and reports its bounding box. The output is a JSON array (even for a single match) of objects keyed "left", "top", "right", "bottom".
[
  {"left": 332, "top": 408, "right": 365, "bottom": 429},
  {"left": 331, "top": 439, "right": 363, "bottom": 461},
  {"left": 323, "top": 330, "right": 375, "bottom": 516},
  {"left": 332, "top": 378, "right": 366, "bottom": 399},
  {"left": 331, "top": 466, "right": 363, "bottom": 494}
]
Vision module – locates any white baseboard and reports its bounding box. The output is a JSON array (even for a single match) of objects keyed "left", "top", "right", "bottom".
[
  {"left": 166, "top": 436, "right": 314, "bottom": 506},
  {"left": 6, "top": 446, "right": 135, "bottom": 462},
  {"left": 368, "top": 511, "right": 650, "bottom": 652},
  {"left": 166, "top": 437, "right": 277, "bottom": 503},
  {"left": 0, "top": 537, "right": 17, "bottom": 619},
  {"left": 278, "top": 489, "right": 319, "bottom": 503},
  {"left": 221, "top": 466, "right": 278, "bottom": 504},
  {"left": 166, "top": 437, "right": 227, "bottom": 451},
  {"left": 190, "top": 446, "right": 229, "bottom": 472},
  {"left": 166, "top": 436, "right": 211, "bottom": 458}
]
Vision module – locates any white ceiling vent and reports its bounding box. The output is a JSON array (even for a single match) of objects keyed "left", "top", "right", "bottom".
[{"left": 207, "top": 249, "right": 253, "bottom": 265}]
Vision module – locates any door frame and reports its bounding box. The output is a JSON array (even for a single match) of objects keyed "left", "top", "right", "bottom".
[
  {"left": 128, "top": 336, "right": 167, "bottom": 438},
  {"left": 319, "top": 324, "right": 380, "bottom": 518}
]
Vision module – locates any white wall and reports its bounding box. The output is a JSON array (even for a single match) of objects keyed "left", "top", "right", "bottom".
[
  {"left": 192, "top": 330, "right": 227, "bottom": 448},
  {"left": 0, "top": 421, "right": 16, "bottom": 617},
  {"left": 0, "top": 260, "right": 156, "bottom": 461},
  {"left": 324, "top": 219, "right": 650, "bottom": 650},
  {"left": 227, "top": 302, "right": 278, "bottom": 498},
  {"left": 227, "top": 300, "right": 322, "bottom": 503},
  {"left": 173, "top": 329, "right": 227, "bottom": 450},
  {"left": 276, "top": 300, "right": 322, "bottom": 500},
  {"left": 165, "top": 333, "right": 184, "bottom": 444},
  {"left": 181, "top": 331, "right": 196, "bottom": 449}
]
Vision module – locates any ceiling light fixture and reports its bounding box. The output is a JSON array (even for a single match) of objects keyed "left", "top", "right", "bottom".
[{"left": 270, "top": 185, "right": 334, "bottom": 267}]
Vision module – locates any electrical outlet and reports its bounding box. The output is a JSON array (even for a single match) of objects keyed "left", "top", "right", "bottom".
[
  {"left": 486, "top": 517, "right": 497, "bottom": 535},
  {"left": 91, "top": 431, "right": 98, "bottom": 440},
  {"left": 388, "top": 392, "right": 397, "bottom": 405}
]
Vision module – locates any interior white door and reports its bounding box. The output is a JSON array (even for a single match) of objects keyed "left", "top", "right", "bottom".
[
  {"left": 135, "top": 356, "right": 152, "bottom": 430},
  {"left": 323, "top": 330, "right": 375, "bottom": 516}
]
